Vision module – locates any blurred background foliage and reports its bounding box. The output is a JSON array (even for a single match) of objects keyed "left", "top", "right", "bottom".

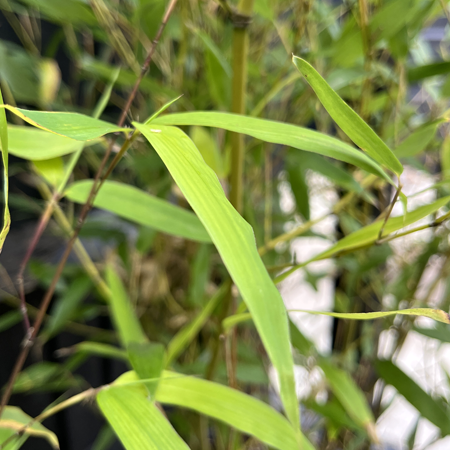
[{"left": 0, "top": 0, "right": 450, "bottom": 449}]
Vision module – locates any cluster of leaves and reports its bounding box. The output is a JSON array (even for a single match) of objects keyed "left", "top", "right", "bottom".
[{"left": 0, "top": 0, "right": 450, "bottom": 449}]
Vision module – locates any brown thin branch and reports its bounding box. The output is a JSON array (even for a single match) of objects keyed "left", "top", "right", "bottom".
[{"left": 0, "top": 0, "right": 178, "bottom": 418}]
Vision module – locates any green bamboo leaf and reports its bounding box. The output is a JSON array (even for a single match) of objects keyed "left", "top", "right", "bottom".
[
  {"left": 134, "top": 123, "right": 299, "bottom": 429},
  {"left": 2, "top": 125, "right": 85, "bottom": 160},
  {"left": 33, "top": 157, "right": 65, "bottom": 188},
  {"left": 58, "top": 342, "right": 127, "bottom": 361},
  {"left": 395, "top": 119, "right": 444, "bottom": 158},
  {"left": 277, "top": 196, "right": 450, "bottom": 282},
  {"left": 0, "top": 105, "right": 127, "bottom": 141},
  {"left": 0, "top": 406, "right": 59, "bottom": 450},
  {"left": 319, "top": 360, "right": 377, "bottom": 442},
  {"left": 0, "top": 310, "right": 22, "bottom": 333},
  {"left": 65, "top": 180, "right": 211, "bottom": 243},
  {"left": 289, "top": 308, "right": 450, "bottom": 324},
  {"left": 167, "top": 284, "right": 227, "bottom": 365},
  {"left": 97, "top": 385, "right": 189, "bottom": 450},
  {"left": 105, "top": 263, "right": 147, "bottom": 348},
  {"left": 292, "top": 56, "right": 403, "bottom": 176},
  {"left": 315, "top": 196, "right": 450, "bottom": 260},
  {"left": 0, "top": 87, "right": 10, "bottom": 252},
  {"left": 127, "top": 342, "right": 165, "bottom": 398},
  {"left": 152, "top": 112, "right": 393, "bottom": 183},
  {"left": 376, "top": 359, "right": 450, "bottom": 434},
  {"left": 408, "top": 61, "right": 450, "bottom": 83},
  {"left": 116, "top": 371, "right": 312, "bottom": 450}
]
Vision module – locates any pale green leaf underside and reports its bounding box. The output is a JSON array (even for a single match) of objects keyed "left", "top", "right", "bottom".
[
  {"left": 152, "top": 111, "right": 392, "bottom": 183},
  {"left": 3, "top": 125, "right": 86, "bottom": 160},
  {"left": 0, "top": 406, "right": 59, "bottom": 449},
  {"left": 134, "top": 123, "right": 299, "bottom": 429},
  {"left": 65, "top": 180, "right": 211, "bottom": 243},
  {"left": 97, "top": 385, "right": 189, "bottom": 450},
  {"left": 0, "top": 105, "right": 127, "bottom": 141},
  {"left": 292, "top": 56, "right": 403, "bottom": 176}
]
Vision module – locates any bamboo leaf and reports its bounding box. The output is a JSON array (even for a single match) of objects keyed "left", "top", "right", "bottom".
[
  {"left": 116, "top": 371, "right": 312, "bottom": 450},
  {"left": 65, "top": 180, "right": 211, "bottom": 243},
  {"left": 305, "top": 196, "right": 450, "bottom": 263},
  {"left": 167, "top": 284, "right": 227, "bottom": 365},
  {"left": 127, "top": 342, "right": 165, "bottom": 398},
  {"left": 0, "top": 406, "right": 59, "bottom": 449},
  {"left": 289, "top": 308, "right": 450, "bottom": 324},
  {"left": 152, "top": 112, "right": 393, "bottom": 183},
  {"left": 105, "top": 263, "right": 147, "bottom": 348},
  {"left": 2, "top": 125, "right": 85, "bottom": 160},
  {"left": 292, "top": 56, "right": 403, "bottom": 176},
  {"left": 97, "top": 385, "right": 189, "bottom": 450},
  {"left": 376, "top": 359, "right": 450, "bottom": 434},
  {"left": 134, "top": 123, "right": 300, "bottom": 429},
  {"left": 0, "top": 105, "right": 127, "bottom": 140},
  {"left": 408, "top": 61, "right": 450, "bottom": 83},
  {"left": 319, "top": 360, "right": 377, "bottom": 442},
  {"left": 395, "top": 119, "right": 444, "bottom": 158},
  {"left": 0, "top": 87, "right": 10, "bottom": 253}
]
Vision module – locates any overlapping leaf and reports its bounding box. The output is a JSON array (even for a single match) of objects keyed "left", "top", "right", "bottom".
[
  {"left": 134, "top": 123, "right": 299, "bottom": 429},
  {"left": 292, "top": 56, "right": 403, "bottom": 176},
  {"left": 66, "top": 180, "right": 211, "bottom": 243},
  {"left": 152, "top": 111, "right": 392, "bottom": 182}
]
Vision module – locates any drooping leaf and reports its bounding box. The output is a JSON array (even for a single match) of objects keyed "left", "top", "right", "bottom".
[
  {"left": 292, "top": 56, "right": 403, "bottom": 176},
  {"left": 0, "top": 105, "right": 127, "bottom": 140},
  {"left": 65, "top": 180, "right": 211, "bottom": 243},
  {"left": 105, "top": 263, "right": 147, "bottom": 348},
  {"left": 134, "top": 123, "right": 299, "bottom": 429},
  {"left": 376, "top": 359, "right": 450, "bottom": 434},
  {"left": 116, "top": 371, "right": 312, "bottom": 450},
  {"left": 0, "top": 406, "right": 59, "bottom": 450},
  {"left": 152, "top": 112, "right": 393, "bottom": 183},
  {"left": 97, "top": 385, "right": 189, "bottom": 450}
]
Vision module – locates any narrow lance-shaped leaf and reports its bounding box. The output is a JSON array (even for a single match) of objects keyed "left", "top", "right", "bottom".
[
  {"left": 105, "top": 263, "right": 147, "bottom": 348},
  {"left": 116, "top": 370, "right": 312, "bottom": 450},
  {"left": 134, "top": 123, "right": 300, "bottom": 430},
  {"left": 224, "top": 307, "right": 450, "bottom": 332},
  {"left": 0, "top": 406, "right": 59, "bottom": 449},
  {"left": 1, "top": 126, "right": 86, "bottom": 160},
  {"left": 276, "top": 196, "right": 450, "bottom": 282},
  {"left": 97, "top": 385, "right": 189, "bottom": 450},
  {"left": 0, "top": 87, "right": 10, "bottom": 252},
  {"left": 0, "top": 105, "right": 127, "bottom": 141},
  {"left": 319, "top": 359, "right": 378, "bottom": 442},
  {"left": 376, "top": 359, "right": 450, "bottom": 434},
  {"left": 66, "top": 180, "right": 211, "bottom": 243},
  {"left": 292, "top": 56, "right": 403, "bottom": 176},
  {"left": 152, "top": 111, "right": 393, "bottom": 183},
  {"left": 167, "top": 283, "right": 227, "bottom": 365}
]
